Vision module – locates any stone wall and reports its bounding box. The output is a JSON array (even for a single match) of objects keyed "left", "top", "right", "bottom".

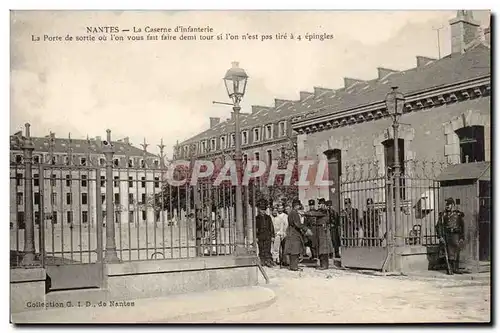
[{"left": 298, "top": 96, "right": 491, "bottom": 204}]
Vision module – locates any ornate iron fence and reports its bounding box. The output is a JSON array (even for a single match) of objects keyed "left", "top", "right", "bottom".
[
  {"left": 10, "top": 124, "right": 248, "bottom": 269},
  {"left": 339, "top": 159, "right": 449, "bottom": 248}
]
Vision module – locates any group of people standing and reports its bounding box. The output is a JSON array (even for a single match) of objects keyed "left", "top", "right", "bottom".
[
  {"left": 254, "top": 195, "right": 466, "bottom": 275},
  {"left": 255, "top": 197, "right": 341, "bottom": 271}
]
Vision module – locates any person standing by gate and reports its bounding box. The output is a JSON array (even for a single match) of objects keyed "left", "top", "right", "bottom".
[
  {"left": 341, "top": 198, "right": 360, "bottom": 247},
  {"left": 363, "top": 198, "right": 382, "bottom": 246},
  {"left": 326, "top": 200, "right": 341, "bottom": 258},
  {"left": 272, "top": 204, "right": 288, "bottom": 266},
  {"left": 256, "top": 200, "right": 275, "bottom": 267},
  {"left": 436, "top": 198, "right": 465, "bottom": 275},
  {"left": 304, "top": 199, "right": 317, "bottom": 260},
  {"left": 285, "top": 199, "right": 312, "bottom": 271},
  {"left": 305, "top": 198, "right": 334, "bottom": 270}
]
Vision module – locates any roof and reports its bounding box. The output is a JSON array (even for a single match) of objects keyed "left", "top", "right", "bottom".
[
  {"left": 292, "top": 44, "right": 490, "bottom": 122},
  {"left": 179, "top": 44, "right": 490, "bottom": 147},
  {"left": 180, "top": 100, "right": 307, "bottom": 145},
  {"left": 9, "top": 136, "right": 156, "bottom": 157},
  {"left": 436, "top": 162, "right": 491, "bottom": 182}
]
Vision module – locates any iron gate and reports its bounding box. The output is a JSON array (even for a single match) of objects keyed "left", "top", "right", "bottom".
[
  {"left": 10, "top": 124, "right": 248, "bottom": 291},
  {"left": 339, "top": 159, "right": 446, "bottom": 270}
]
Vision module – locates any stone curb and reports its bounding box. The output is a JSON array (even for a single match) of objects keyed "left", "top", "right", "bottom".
[
  {"left": 342, "top": 268, "right": 490, "bottom": 283},
  {"left": 163, "top": 290, "right": 277, "bottom": 323},
  {"left": 11, "top": 286, "right": 277, "bottom": 324}
]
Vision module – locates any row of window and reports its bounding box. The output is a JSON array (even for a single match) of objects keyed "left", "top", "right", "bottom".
[
  {"left": 14, "top": 174, "right": 160, "bottom": 188},
  {"left": 17, "top": 192, "right": 150, "bottom": 207},
  {"left": 241, "top": 147, "right": 287, "bottom": 165},
  {"left": 183, "top": 121, "right": 288, "bottom": 156},
  {"left": 15, "top": 209, "right": 149, "bottom": 226},
  {"left": 12, "top": 154, "right": 160, "bottom": 168}
]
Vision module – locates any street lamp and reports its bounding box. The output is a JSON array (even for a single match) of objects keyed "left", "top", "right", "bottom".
[
  {"left": 223, "top": 61, "right": 248, "bottom": 255},
  {"left": 385, "top": 86, "right": 405, "bottom": 270}
]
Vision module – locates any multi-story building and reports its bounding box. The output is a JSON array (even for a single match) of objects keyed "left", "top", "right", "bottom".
[
  {"left": 10, "top": 132, "right": 162, "bottom": 228},
  {"left": 291, "top": 11, "right": 491, "bottom": 266},
  {"left": 292, "top": 10, "right": 491, "bottom": 207},
  {"left": 172, "top": 88, "right": 346, "bottom": 169}
]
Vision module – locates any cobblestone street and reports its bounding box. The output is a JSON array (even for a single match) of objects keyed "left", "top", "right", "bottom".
[{"left": 189, "top": 266, "right": 491, "bottom": 324}]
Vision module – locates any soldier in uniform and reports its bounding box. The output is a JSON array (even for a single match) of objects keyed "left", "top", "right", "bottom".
[
  {"left": 326, "top": 199, "right": 341, "bottom": 258},
  {"left": 284, "top": 199, "right": 312, "bottom": 271},
  {"left": 363, "top": 198, "right": 382, "bottom": 246},
  {"left": 341, "top": 198, "right": 360, "bottom": 247},
  {"left": 304, "top": 199, "right": 317, "bottom": 259},
  {"left": 435, "top": 198, "right": 465, "bottom": 275},
  {"left": 305, "top": 198, "right": 334, "bottom": 270}
]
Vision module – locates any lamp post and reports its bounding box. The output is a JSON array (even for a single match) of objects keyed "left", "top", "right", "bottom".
[
  {"left": 223, "top": 61, "right": 248, "bottom": 255},
  {"left": 385, "top": 86, "right": 405, "bottom": 271}
]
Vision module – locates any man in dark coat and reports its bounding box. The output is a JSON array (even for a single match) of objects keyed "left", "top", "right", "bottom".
[
  {"left": 341, "top": 198, "right": 360, "bottom": 247},
  {"left": 436, "top": 197, "right": 465, "bottom": 275},
  {"left": 363, "top": 198, "right": 382, "bottom": 246},
  {"left": 285, "top": 199, "right": 312, "bottom": 271},
  {"left": 256, "top": 200, "right": 275, "bottom": 267},
  {"left": 304, "top": 199, "right": 317, "bottom": 259},
  {"left": 326, "top": 200, "right": 341, "bottom": 258},
  {"left": 305, "top": 198, "right": 334, "bottom": 269}
]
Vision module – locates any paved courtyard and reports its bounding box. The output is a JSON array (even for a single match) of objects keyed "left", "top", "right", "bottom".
[{"left": 189, "top": 266, "right": 491, "bottom": 324}]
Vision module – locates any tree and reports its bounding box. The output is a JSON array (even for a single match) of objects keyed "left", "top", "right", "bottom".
[{"left": 152, "top": 138, "right": 300, "bottom": 211}]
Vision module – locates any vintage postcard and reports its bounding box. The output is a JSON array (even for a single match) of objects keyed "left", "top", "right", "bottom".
[{"left": 9, "top": 9, "right": 491, "bottom": 324}]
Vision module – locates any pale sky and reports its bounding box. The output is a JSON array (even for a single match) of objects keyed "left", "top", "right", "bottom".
[{"left": 10, "top": 10, "right": 491, "bottom": 158}]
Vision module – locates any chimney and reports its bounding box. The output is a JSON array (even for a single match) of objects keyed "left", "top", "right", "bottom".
[
  {"left": 343, "top": 77, "right": 365, "bottom": 88},
  {"left": 252, "top": 105, "right": 261, "bottom": 114},
  {"left": 120, "top": 137, "right": 130, "bottom": 144},
  {"left": 449, "top": 10, "right": 480, "bottom": 54},
  {"left": 209, "top": 117, "right": 220, "bottom": 128},
  {"left": 95, "top": 136, "right": 101, "bottom": 142},
  {"left": 416, "top": 56, "right": 436, "bottom": 68},
  {"left": 484, "top": 21, "right": 491, "bottom": 44},
  {"left": 377, "top": 67, "right": 399, "bottom": 79},
  {"left": 274, "top": 99, "right": 288, "bottom": 108},
  {"left": 313, "top": 87, "right": 333, "bottom": 97},
  {"left": 300, "top": 91, "right": 314, "bottom": 101}
]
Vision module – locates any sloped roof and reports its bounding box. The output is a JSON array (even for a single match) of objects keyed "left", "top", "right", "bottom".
[
  {"left": 179, "top": 44, "right": 490, "bottom": 146},
  {"left": 291, "top": 44, "right": 490, "bottom": 121},
  {"left": 9, "top": 136, "right": 156, "bottom": 157},
  {"left": 436, "top": 162, "right": 491, "bottom": 182}
]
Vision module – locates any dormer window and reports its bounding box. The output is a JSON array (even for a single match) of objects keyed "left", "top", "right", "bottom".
[
  {"left": 253, "top": 128, "right": 261, "bottom": 142},
  {"left": 128, "top": 159, "right": 134, "bottom": 167},
  {"left": 201, "top": 141, "right": 207, "bottom": 153},
  {"left": 80, "top": 157, "right": 87, "bottom": 166},
  {"left": 210, "top": 138, "right": 217, "bottom": 151},
  {"left": 183, "top": 145, "right": 189, "bottom": 157},
  {"left": 265, "top": 124, "right": 273, "bottom": 140},
  {"left": 15, "top": 155, "right": 22, "bottom": 163},
  {"left": 99, "top": 158, "right": 105, "bottom": 166},
  {"left": 113, "top": 158, "right": 119, "bottom": 167},
  {"left": 220, "top": 136, "right": 226, "bottom": 150},
  {"left": 33, "top": 155, "right": 40, "bottom": 164},
  {"left": 242, "top": 131, "right": 248, "bottom": 145},
  {"left": 230, "top": 134, "right": 235, "bottom": 147},
  {"left": 153, "top": 160, "right": 159, "bottom": 168},
  {"left": 278, "top": 121, "right": 287, "bottom": 137}
]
